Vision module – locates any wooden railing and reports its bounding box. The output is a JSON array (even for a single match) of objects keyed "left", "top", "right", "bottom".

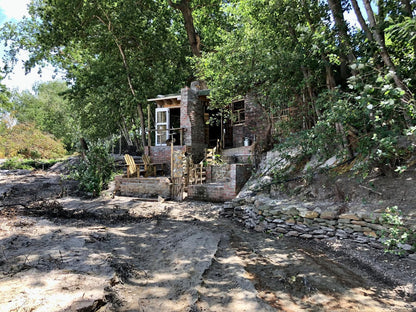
[{"left": 185, "top": 146, "right": 218, "bottom": 186}]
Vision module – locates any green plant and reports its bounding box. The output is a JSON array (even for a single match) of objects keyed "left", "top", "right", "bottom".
[
  {"left": 212, "top": 154, "right": 223, "bottom": 165},
  {"left": 0, "top": 157, "right": 61, "bottom": 170},
  {"left": 379, "top": 206, "right": 415, "bottom": 255},
  {"left": 71, "top": 142, "right": 115, "bottom": 197},
  {"left": 1, "top": 157, "right": 33, "bottom": 170}
]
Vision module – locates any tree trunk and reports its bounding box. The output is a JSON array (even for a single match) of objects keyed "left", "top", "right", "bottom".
[
  {"left": 95, "top": 8, "right": 147, "bottom": 149},
  {"left": 401, "top": 0, "right": 413, "bottom": 15},
  {"left": 400, "top": 0, "right": 416, "bottom": 54},
  {"left": 362, "top": 0, "right": 411, "bottom": 99},
  {"left": 328, "top": 0, "right": 357, "bottom": 81},
  {"left": 168, "top": 0, "right": 201, "bottom": 57},
  {"left": 350, "top": 0, "right": 373, "bottom": 41}
]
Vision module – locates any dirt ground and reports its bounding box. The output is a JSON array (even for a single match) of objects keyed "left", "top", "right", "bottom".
[{"left": 0, "top": 170, "right": 415, "bottom": 311}]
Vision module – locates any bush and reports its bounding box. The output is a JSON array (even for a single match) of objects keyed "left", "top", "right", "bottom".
[
  {"left": 71, "top": 142, "right": 115, "bottom": 196},
  {"left": 380, "top": 206, "right": 415, "bottom": 255},
  {"left": 0, "top": 157, "right": 61, "bottom": 170},
  {"left": 0, "top": 123, "right": 67, "bottom": 159}
]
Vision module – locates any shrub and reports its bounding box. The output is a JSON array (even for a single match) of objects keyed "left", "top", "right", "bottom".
[
  {"left": 380, "top": 206, "right": 415, "bottom": 255},
  {"left": 0, "top": 123, "right": 67, "bottom": 159},
  {"left": 71, "top": 142, "right": 115, "bottom": 196},
  {"left": 0, "top": 157, "right": 61, "bottom": 170}
]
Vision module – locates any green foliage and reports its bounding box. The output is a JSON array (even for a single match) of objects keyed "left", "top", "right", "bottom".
[
  {"left": 196, "top": 0, "right": 416, "bottom": 174},
  {"left": 0, "top": 123, "right": 67, "bottom": 159},
  {"left": 71, "top": 142, "right": 115, "bottom": 197},
  {"left": 0, "top": 157, "right": 62, "bottom": 170},
  {"left": 9, "top": 81, "right": 77, "bottom": 150},
  {"left": 379, "top": 206, "right": 415, "bottom": 255},
  {"left": 1, "top": 0, "right": 416, "bottom": 173},
  {"left": 1, "top": 0, "right": 193, "bottom": 147}
]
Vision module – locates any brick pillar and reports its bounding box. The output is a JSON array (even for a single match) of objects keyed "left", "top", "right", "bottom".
[
  {"left": 180, "top": 87, "right": 192, "bottom": 146},
  {"left": 180, "top": 85, "right": 207, "bottom": 162}
]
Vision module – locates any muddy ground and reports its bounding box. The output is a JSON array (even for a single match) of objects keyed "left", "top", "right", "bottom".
[{"left": 0, "top": 170, "right": 415, "bottom": 311}]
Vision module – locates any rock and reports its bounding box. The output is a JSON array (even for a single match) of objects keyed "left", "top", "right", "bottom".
[
  {"left": 367, "top": 223, "right": 385, "bottom": 231},
  {"left": 322, "top": 220, "right": 338, "bottom": 226},
  {"left": 320, "top": 226, "right": 335, "bottom": 232},
  {"left": 354, "top": 237, "right": 369, "bottom": 244},
  {"left": 314, "top": 234, "right": 329, "bottom": 239},
  {"left": 408, "top": 254, "right": 416, "bottom": 262},
  {"left": 292, "top": 224, "right": 309, "bottom": 233},
  {"left": 349, "top": 225, "right": 365, "bottom": 232},
  {"left": 369, "top": 241, "right": 384, "bottom": 249},
  {"left": 320, "top": 211, "right": 337, "bottom": 220},
  {"left": 339, "top": 213, "right": 361, "bottom": 221},
  {"left": 223, "top": 202, "right": 234, "bottom": 209},
  {"left": 364, "top": 231, "right": 378, "bottom": 238},
  {"left": 285, "top": 218, "right": 296, "bottom": 225},
  {"left": 254, "top": 225, "right": 265, "bottom": 232},
  {"left": 319, "top": 156, "right": 338, "bottom": 168},
  {"left": 337, "top": 218, "right": 352, "bottom": 224},
  {"left": 302, "top": 211, "right": 320, "bottom": 219},
  {"left": 300, "top": 234, "right": 313, "bottom": 239},
  {"left": 335, "top": 229, "right": 348, "bottom": 238},
  {"left": 286, "top": 231, "right": 300, "bottom": 237},
  {"left": 266, "top": 223, "right": 277, "bottom": 230},
  {"left": 282, "top": 206, "right": 299, "bottom": 216},
  {"left": 303, "top": 154, "right": 321, "bottom": 172},
  {"left": 275, "top": 226, "right": 289, "bottom": 234},
  {"left": 398, "top": 243, "right": 413, "bottom": 251},
  {"left": 351, "top": 220, "right": 368, "bottom": 226}
]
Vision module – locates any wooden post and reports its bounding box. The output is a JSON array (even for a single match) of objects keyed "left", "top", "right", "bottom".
[
  {"left": 180, "top": 128, "right": 183, "bottom": 146},
  {"left": 147, "top": 103, "right": 152, "bottom": 148},
  {"left": 170, "top": 138, "right": 174, "bottom": 178},
  {"left": 221, "top": 113, "right": 224, "bottom": 150},
  {"left": 200, "top": 163, "right": 203, "bottom": 184}
]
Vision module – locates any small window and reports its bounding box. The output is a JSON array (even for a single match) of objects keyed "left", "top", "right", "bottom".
[{"left": 232, "top": 100, "right": 245, "bottom": 125}]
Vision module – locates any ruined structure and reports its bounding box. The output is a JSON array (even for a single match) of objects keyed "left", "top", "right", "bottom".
[{"left": 116, "top": 82, "right": 271, "bottom": 201}]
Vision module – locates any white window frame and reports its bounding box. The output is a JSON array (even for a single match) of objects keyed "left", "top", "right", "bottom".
[{"left": 155, "top": 108, "right": 170, "bottom": 146}]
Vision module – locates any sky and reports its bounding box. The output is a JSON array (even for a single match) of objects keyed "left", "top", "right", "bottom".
[{"left": 0, "top": 0, "right": 64, "bottom": 92}]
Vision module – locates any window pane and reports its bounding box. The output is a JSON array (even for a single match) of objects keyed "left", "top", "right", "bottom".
[{"left": 157, "top": 112, "right": 167, "bottom": 123}]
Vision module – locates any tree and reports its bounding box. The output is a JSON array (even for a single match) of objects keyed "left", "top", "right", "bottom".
[
  {"left": 1, "top": 0, "right": 191, "bottom": 151},
  {"left": 9, "top": 81, "right": 77, "bottom": 150},
  {"left": 197, "top": 0, "right": 415, "bottom": 169}
]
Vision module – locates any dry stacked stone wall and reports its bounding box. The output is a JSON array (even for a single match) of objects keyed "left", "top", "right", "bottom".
[{"left": 222, "top": 195, "right": 414, "bottom": 252}]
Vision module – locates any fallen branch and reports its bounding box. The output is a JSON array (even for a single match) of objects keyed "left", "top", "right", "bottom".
[{"left": 359, "top": 185, "right": 382, "bottom": 196}]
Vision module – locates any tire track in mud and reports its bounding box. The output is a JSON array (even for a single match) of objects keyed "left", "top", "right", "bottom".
[
  {"left": 193, "top": 230, "right": 275, "bottom": 312},
  {"left": 225, "top": 230, "right": 414, "bottom": 312}
]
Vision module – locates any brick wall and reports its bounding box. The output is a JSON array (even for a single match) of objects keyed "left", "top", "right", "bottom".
[
  {"left": 232, "top": 95, "right": 270, "bottom": 151},
  {"left": 221, "top": 146, "right": 253, "bottom": 164},
  {"left": 187, "top": 164, "right": 252, "bottom": 202},
  {"left": 145, "top": 145, "right": 187, "bottom": 173}
]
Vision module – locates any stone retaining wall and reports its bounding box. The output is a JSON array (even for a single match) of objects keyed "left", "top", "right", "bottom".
[
  {"left": 222, "top": 195, "right": 414, "bottom": 252},
  {"left": 114, "top": 176, "right": 171, "bottom": 198}
]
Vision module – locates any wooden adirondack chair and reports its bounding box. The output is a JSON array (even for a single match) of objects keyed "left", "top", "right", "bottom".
[
  {"left": 142, "top": 154, "right": 156, "bottom": 177},
  {"left": 124, "top": 154, "right": 166, "bottom": 178},
  {"left": 124, "top": 154, "right": 140, "bottom": 178}
]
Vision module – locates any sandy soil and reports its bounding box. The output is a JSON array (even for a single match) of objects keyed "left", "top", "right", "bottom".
[{"left": 0, "top": 171, "right": 415, "bottom": 311}]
